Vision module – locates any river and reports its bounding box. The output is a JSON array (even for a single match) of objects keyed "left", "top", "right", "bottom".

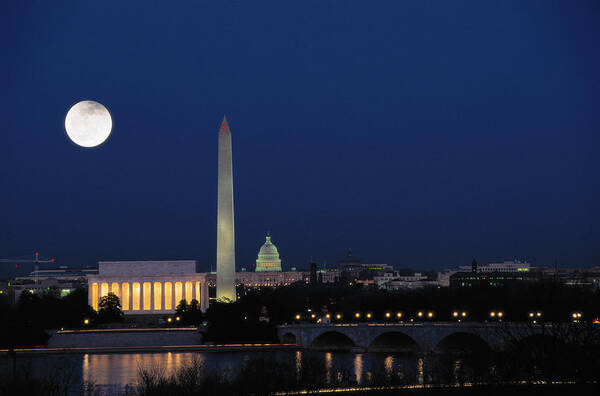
[{"left": 0, "top": 350, "right": 474, "bottom": 395}]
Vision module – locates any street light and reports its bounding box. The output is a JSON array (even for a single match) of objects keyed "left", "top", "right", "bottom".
[
  {"left": 385, "top": 312, "right": 391, "bottom": 319},
  {"left": 427, "top": 311, "right": 434, "bottom": 319},
  {"left": 396, "top": 312, "right": 403, "bottom": 320},
  {"left": 366, "top": 312, "right": 372, "bottom": 320},
  {"left": 452, "top": 311, "right": 459, "bottom": 318},
  {"left": 83, "top": 318, "right": 89, "bottom": 325},
  {"left": 335, "top": 313, "right": 342, "bottom": 321},
  {"left": 295, "top": 314, "right": 301, "bottom": 321},
  {"left": 355, "top": 312, "right": 361, "bottom": 319},
  {"left": 417, "top": 311, "right": 424, "bottom": 318},
  {"left": 572, "top": 312, "right": 583, "bottom": 323}
]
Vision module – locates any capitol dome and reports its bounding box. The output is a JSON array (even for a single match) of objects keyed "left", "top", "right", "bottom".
[{"left": 255, "top": 233, "right": 282, "bottom": 272}]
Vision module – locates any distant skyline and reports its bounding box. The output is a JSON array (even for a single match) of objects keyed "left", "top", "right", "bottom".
[{"left": 2, "top": 1, "right": 599, "bottom": 277}]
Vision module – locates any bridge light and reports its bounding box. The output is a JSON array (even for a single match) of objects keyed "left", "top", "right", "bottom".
[
  {"left": 385, "top": 312, "right": 391, "bottom": 318},
  {"left": 311, "top": 313, "right": 316, "bottom": 319},
  {"left": 175, "top": 316, "right": 181, "bottom": 321},
  {"left": 529, "top": 312, "right": 535, "bottom": 318},
  {"left": 366, "top": 312, "right": 372, "bottom": 320},
  {"left": 167, "top": 317, "right": 172, "bottom": 323},
  {"left": 295, "top": 314, "right": 301, "bottom": 320},
  {"left": 498, "top": 311, "right": 503, "bottom": 318},
  {"left": 490, "top": 311, "right": 496, "bottom": 317},
  {"left": 355, "top": 312, "right": 361, "bottom": 319},
  {"left": 417, "top": 311, "right": 423, "bottom": 318},
  {"left": 427, "top": 311, "right": 434, "bottom": 318},
  {"left": 452, "top": 311, "right": 459, "bottom": 318},
  {"left": 335, "top": 313, "right": 342, "bottom": 320},
  {"left": 536, "top": 311, "right": 542, "bottom": 317},
  {"left": 325, "top": 313, "right": 331, "bottom": 319},
  {"left": 83, "top": 318, "right": 89, "bottom": 325},
  {"left": 461, "top": 312, "right": 467, "bottom": 317},
  {"left": 396, "top": 312, "right": 403, "bottom": 319}
]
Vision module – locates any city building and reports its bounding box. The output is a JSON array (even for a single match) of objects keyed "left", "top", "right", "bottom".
[
  {"left": 539, "top": 266, "right": 600, "bottom": 289},
  {"left": 338, "top": 250, "right": 393, "bottom": 281},
  {"left": 374, "top": 272, "right": 439, "bottom": 290},
  {"left": 450, "top": 270, "right": 541, "bottom": 288},
  {"left": 15, "top": 265, "right": 98, "bottom": 283},
  {"left": 87, "top": 261, "right": 209, "bottom": 314},
  {"left": 459, "top": 260, "right": 532, "bottom": 273},
  {"left": 216, "top": 116, "right": 236, "bottom": 302},
  {"left": 255, "top": 233, "right": 282, "bottom": 272}
]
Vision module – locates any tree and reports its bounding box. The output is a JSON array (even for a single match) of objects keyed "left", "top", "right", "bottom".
[
  {"left": 98, "top": 292, "right": 123, "bottom": 323},
  {"left": 175, "top": 299, "right": 189, "bottom": 316}
]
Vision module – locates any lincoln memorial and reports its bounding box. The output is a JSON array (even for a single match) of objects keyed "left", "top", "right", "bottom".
[{"left": 88, "top": 260, "right": 209, "bottom": 314}]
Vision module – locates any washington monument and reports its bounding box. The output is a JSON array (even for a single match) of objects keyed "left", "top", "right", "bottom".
[{"left": 216, "top": 115, "right": 236, "bottom": 301}]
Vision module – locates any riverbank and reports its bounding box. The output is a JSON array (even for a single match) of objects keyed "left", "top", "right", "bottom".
[
  {"left": 311, "top": 383, "right": 600, "bottom": 396},
  {"left": 0, "top": 343, "right": 297, "bottom": 355},
  {"left": 0, "top": 327, "right": 296, "bottom": 355}
]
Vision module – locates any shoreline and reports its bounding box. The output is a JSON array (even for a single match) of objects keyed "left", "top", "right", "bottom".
[{"left": 0, "top": 343, "right": 297, "bottom": 356}]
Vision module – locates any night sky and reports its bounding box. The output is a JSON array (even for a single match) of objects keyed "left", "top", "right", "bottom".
[{"left": 2, "top": 1, "right": 599, "bottom": 276}]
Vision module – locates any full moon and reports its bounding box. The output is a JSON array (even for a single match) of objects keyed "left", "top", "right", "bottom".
[{"left": 64, "top": 100, "right": 112, "bottom": 148}]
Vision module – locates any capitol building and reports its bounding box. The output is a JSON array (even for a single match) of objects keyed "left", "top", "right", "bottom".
[{"left": 255, "top": 233, "right": 282, "bottom": 272}]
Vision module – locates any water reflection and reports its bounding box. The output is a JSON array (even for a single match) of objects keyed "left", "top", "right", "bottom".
[
  {"left": 417, "top": 357, "right": 424, "bottom": 385},
  {"left": 295, "top": 350, "right": 302, "bottom": 381},
  {"left": 384, "top": 355, "right": 393, "bottom": 379},
  {"left": 1, "top": 350, "right": 478, "bottom": 395},
  {"left": 354, "top": 354, "right": 362, "bottom": 384},
  {"left": 325, "top": 352, "right": 332, "bottom": 384}
]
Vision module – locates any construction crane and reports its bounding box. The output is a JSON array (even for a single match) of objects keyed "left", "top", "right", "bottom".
[{"left": 0, "top": 252, "right": 55, "bottom": 284}]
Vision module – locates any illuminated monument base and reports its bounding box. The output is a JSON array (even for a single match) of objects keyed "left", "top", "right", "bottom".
[{"left": 88, "top": 261, "right": 209, "bottom": 314}]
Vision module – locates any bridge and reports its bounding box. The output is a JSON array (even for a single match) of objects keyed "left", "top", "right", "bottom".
[{"left": 277, "top": 322, "right": 545, "bottom": 353}]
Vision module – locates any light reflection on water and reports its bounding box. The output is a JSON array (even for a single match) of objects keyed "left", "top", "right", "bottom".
[{"left": 0, "top": 351, "right": 470, "bottom": 396}]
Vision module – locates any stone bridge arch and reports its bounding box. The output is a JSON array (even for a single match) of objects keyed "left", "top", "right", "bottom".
[
  {"left": 310, "top": 331, "right": 357, "bottom": 351},
  {"left": 434, "top": 331, "right": 492, "bottom": 354},
  {"left": 277, "top": 323, "right": 543, "bottom": 352},
  {"left": 367, "top": 331, "right": 420, "bottom": 353}
]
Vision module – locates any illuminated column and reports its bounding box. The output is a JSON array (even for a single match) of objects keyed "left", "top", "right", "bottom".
[
  {"left": 100, "top": 282, "right": 109, "bottom": 298},
  {"left": 132, "top": 282, "right": 140, "bottom": 311},
  {"left": 195, "top": 281, "right": 200, "bottom": 303},
  {"left": 91, "top": 283, "right": 98, "bottom": 311},
  {"left": 200, "top": 281, "right": 209, "bottom": 312},
  {"left": 139, "top": 281, "right": 144, "bottom": 310},
  {"left": 216, "top": 116, "right": 236, "bottom": 302},
  {"left": 164, "top": 282, "right": 173, "bottom": 311}
]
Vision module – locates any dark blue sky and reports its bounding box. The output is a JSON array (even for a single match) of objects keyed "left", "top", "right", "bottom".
[{"left": 2, "top": 1, "right": 599, "bottom": 276}]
